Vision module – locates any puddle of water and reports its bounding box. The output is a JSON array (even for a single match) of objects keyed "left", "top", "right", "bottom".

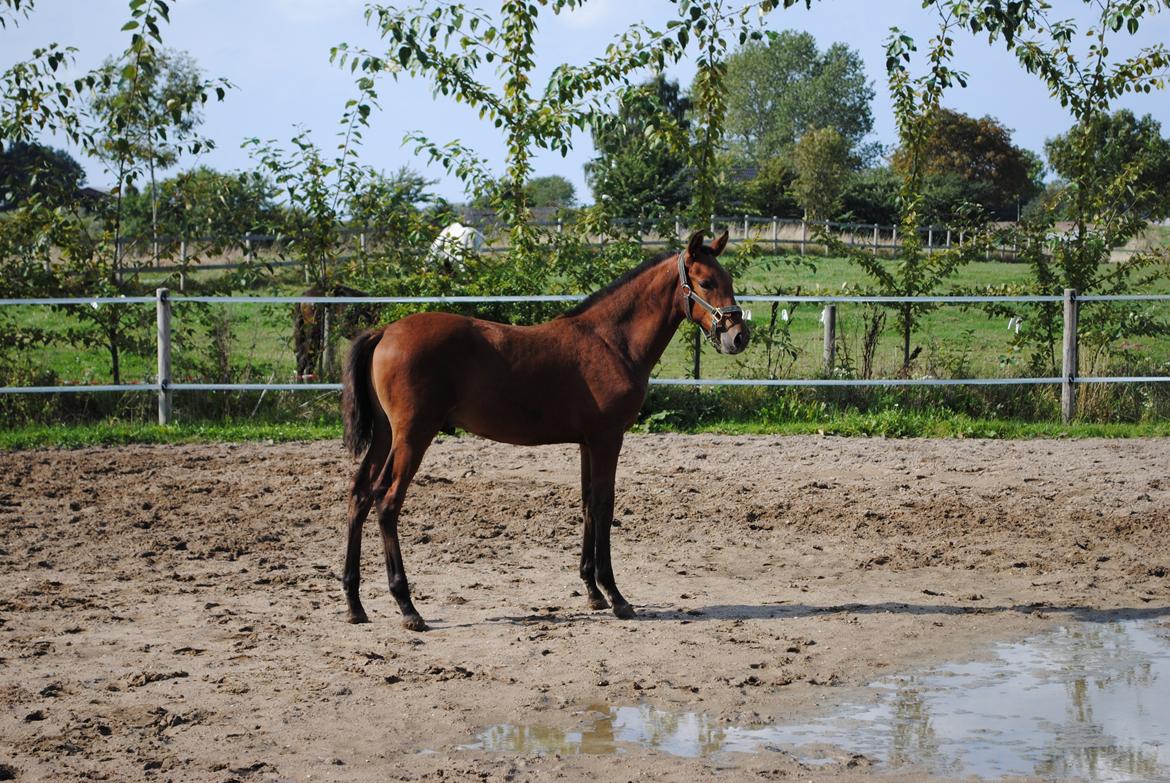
[{"left": 465, "top": 619, "right": 1170, "bottom": 780}]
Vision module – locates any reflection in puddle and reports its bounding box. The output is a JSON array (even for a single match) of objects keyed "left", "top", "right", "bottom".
[{"left": 467, "top": 619, "right": 1170, "bottom": 780}]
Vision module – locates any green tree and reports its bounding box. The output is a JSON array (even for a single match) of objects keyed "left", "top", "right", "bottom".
[
  {"left": 892, "top": 108, "right": 1042, "bottom": 219},
  {"left": 585, "top": 75, "right": 691, "bottom": 229},
  {"left": 0, "top": 140, "right": 84, "bottom": 210},
  {"left": 954, "top": 0, "right": 1170, "bottom": 380},
  {"left": 118, "top": 166, "right": 277, "bottom": 245},
  {"left": 791, "top": 126, "right": 851, "bottom": 220},
  {"left": 1045, "top": 109, "right": 1170, "bottom": 222},
  {"left": 88, "top": 48, "right": 224, "bottom": 264},
  {"left": 839, "top": 165, "right": 899, "bottom": 224},
  {"left": 525, "top": 175, "right": 575, "bottom": 209},
  {"left": 340, "top": 2, "right": 687, "bottom": 255},
  {"left": 724, "top": 30, "right": 875, "bottom": 165},
  {"left": 823, "top": 9, "right": 986, "bottom": 373},
  {"left": 741, "top": 156, "right": 799, "bottom": 218}
]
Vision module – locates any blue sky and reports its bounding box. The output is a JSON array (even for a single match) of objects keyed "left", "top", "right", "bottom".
[{"left": 6, "top": 0, "right": 1170, "bottom": 203}]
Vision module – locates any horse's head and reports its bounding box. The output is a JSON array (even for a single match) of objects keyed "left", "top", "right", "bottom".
[{"left": 679, "top": 229, "right": 750, "bottom": 355}]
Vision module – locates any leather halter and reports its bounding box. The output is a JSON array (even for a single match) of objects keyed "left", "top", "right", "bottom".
[{"left": 677, "top": 250, "right": 743, "bottom": 344}]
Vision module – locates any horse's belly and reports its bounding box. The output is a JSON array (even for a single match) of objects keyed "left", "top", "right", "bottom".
[{"left": 453, "top": 398, "right": 582, "bottom": 446}]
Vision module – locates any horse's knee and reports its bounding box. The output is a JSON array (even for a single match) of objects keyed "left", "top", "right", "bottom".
[{"left": 342, "top": 572, "right": 360, "bottom": 594}]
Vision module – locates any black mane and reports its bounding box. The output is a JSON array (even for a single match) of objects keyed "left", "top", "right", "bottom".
[{"left": 561, "top": 250, "right": 677, "bottom": 317}]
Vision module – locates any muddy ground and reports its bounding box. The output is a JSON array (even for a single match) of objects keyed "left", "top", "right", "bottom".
[{"left": 1, "top": 434, "right": 1168, "bottom": 782}]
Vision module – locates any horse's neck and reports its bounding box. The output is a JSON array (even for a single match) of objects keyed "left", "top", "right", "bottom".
[{"left": 577, "top": 257, "right": 683, "bottom": 374}]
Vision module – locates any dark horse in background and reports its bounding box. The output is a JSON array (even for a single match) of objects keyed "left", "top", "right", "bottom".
[
  {"left": 294, "top": 284, "right": 380, "bottom": 380},
  {"left": 340, "top": 230, "right": 749, "bottom": 630}
]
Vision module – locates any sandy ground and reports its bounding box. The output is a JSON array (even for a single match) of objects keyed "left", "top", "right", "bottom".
[{"left": 1, "top": 434, "right": 1168, "bottom": 782}]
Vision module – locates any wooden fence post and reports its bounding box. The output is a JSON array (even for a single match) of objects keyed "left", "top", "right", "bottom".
[
  {"left": 800, "top": 219, "right": 807, "bottom": 256},
  {"left": 771, "top": 216, "right": 778, "bottom": 253},
  {"left": 743, "top": 214, "right": 749, "bottom": 241},
  {"left": 927, "top": 227, "right": 934, "bottom": 256},
  {"left": 822, "top": 304, "right": 837, "bottom": 374},
  {"left": 675, "top": 215, "right": 681, "bottom": 243},
  {"left": 891, "top": 226, "right": 898, "bottom": 257},
  {"left": 872, "top": 224, "right": 879, "bottom": 255},
  {"left": 1061, "top": 288, "right": 1079, "bottom": 423},
  {"left": 156, "top": 287, "right": 172, "bottom": 426}
]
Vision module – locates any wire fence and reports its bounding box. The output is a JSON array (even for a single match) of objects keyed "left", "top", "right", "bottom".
[{"left": 3, "top": 290, "right": 1170, "bottom": 426}]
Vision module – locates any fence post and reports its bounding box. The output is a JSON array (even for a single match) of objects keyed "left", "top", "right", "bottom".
[
  {"left": 872, "top": 224, "right": 879, "bottom": 255},
  {"left": 927, "top": 227, "right": 934, "bottom": 256},
  {"left": 245, "top": 234, "right": 254, "bottom": 263},
  {"left": 891, "top": 226, "right": 898, "bottom": 257},
  {"left": 743, "top": 214, "right": 749, "bottom": 241},
  {"left": 675, "top": 215, "right": 681, "bottom": 243},
  {"left": 771, "top": 216, "right": 778, "bottom": 253},
  {"left": 1061, "top": 288, "right": 1079, "bottom": 424},
  {"left": 946, "top": 228, "right": 952, "bottom": 248},
  {"left": 822, "top": 304, "right": 836, "bottom": 374},
  {"left": 800, "top": 219, "right": 807, "bottom": 256},
  {"left": 156, "top": 287, "right": 172, "bottom": 426}
]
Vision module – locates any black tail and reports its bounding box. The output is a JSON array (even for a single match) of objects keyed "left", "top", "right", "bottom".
[{"left": 342, "top": 328, "right": 383, "bottom": 458}]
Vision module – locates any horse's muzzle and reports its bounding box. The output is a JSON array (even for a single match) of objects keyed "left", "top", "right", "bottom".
[{"left": 718, "top": 322, "right": 750, "bottom": 355}]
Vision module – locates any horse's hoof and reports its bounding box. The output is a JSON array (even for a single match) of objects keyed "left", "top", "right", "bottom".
[
  {"left": 347, "top": 609, "right": 369, "bottom": 624},
  {"left": 401, "top": 614, "right": 429, "bottom": 632},
  {"left": 613, "top": 603, "right": 636, "bottom": 620},
  {"left": 588, "top": 595, "right": 610, "bottom": 611}
]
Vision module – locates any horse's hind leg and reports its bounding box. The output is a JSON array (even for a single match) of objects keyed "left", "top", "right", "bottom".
[
  {"left": 372, "top": 422, "right": 438, "bottom": 631},
  {"left": 343, "top": 424, "right": 389, "bottom": 624},
  {"left": 579, "top": 445, "right": 608, "bottom": 610}
]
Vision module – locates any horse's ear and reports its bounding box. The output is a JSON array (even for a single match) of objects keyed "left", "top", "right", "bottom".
[
  {"left": 686, "top": 230, "right": 706, "bottom": 260},
  {"left": 711, "top": 229, "right": 729, "bottom": 257}
]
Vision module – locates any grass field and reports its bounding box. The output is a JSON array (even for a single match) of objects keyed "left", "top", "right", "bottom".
[
  {"left": 6, "top": 413, "right": 1170, "bottom": 450},
  {"left": 12, "top": 252, "right": 1168, "bottom": 387}
]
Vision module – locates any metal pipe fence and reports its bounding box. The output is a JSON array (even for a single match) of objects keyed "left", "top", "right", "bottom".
[{"left": 3, "top": 291, "right": 1169, "bottom": 426}]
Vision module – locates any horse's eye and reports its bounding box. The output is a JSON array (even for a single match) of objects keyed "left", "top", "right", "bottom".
[{"left": 697, "top": 279, "right": 713, "bottom": 290}]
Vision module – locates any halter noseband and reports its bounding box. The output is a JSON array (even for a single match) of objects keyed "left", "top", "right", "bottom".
[{"left": 677, "top": 251, "right": 744, "bottom": 345}]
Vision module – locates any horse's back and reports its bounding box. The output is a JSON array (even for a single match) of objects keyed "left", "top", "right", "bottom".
[{"left": 369, "top": 312, "right": 639, "bottom": 444}]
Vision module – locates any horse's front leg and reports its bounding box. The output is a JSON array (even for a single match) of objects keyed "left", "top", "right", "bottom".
[
  {"left": 589, "top": 437, "right": 635, "bottom": 619},
  {"left": 579, "top": 445, "right": 608, "bottom": 611}
]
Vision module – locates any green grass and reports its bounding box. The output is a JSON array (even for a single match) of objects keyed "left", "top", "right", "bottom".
[
  {"left": 5, "top": 412, "right": 1170, "bottom": 451},
  {"left": 0, "top": 420, "right": 342, "bottom": 450}
]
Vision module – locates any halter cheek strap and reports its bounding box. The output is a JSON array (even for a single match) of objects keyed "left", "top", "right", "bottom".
[{"left": 677, "top": 252, "right": 742, "bottom": 344}]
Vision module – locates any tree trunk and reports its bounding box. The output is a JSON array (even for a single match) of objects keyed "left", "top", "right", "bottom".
[
  {"left": 109, "top": 327, "right": 121, "bottom": 385},
  {"left": 149, "top": 156, "right": 159, "bottom": 267},
  {"left": 901, "top": 304, "right": 912, "bottom": 372}
]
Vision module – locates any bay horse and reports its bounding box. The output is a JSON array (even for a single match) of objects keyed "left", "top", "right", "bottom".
[
  {"left": 340, "top": 230, "right": 748, "bottom": 630},
  {"left": 294, "top": 284, "right": 380, "bottom": 380}
]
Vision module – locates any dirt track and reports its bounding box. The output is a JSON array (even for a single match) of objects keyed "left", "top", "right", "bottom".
[{"left": 1, "top": 434, "right": 1168, "bottom": 782}]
